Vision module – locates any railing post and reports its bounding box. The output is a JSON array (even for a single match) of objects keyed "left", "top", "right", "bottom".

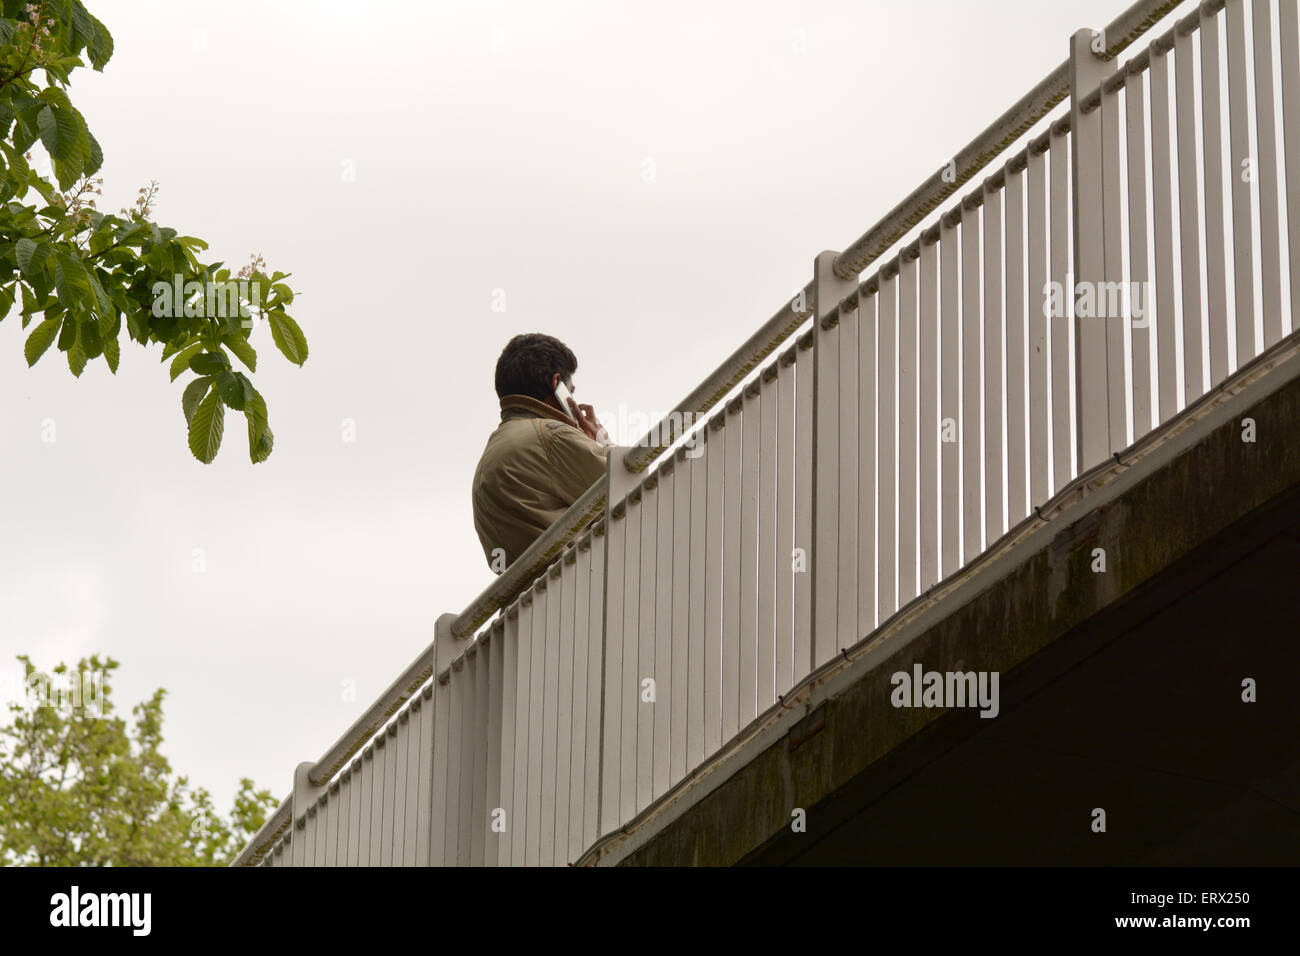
[
  {"left": 1069, "top": 28, "right": 1114, "bottom": 473},
  {"left": 812, "top": 252, "right": 857, "bottom": 665},
  {"left": 596, "top": 446, "right": 636, "bottom": 836},
  {"left": 429, "top": 611, "right": 462, "bottom": 865},
  {"left": 290, "top": 760, "right": 324, "bottom": 866}
]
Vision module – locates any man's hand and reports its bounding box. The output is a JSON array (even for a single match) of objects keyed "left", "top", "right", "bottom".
[{"left": 566, "top": 398, "right": 612, "bottom": 447}]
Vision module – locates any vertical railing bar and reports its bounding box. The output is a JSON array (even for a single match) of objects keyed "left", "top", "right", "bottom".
[
  {"left": 898, "top": 252, "right": 920, "bottom": 605},
  {"left": 1004, "top": 163, "right": 1029, "bottom": 524},
  {"left": 1101, "top": 69, "right": 1131, "bottom": 451},
  {"left": 738, "top": 391, "right": 761, "bottom": 725},
  {"left": 450, "top": 664, "right": 469, "bottom": 867},
  {"left": 1253, "top": 0, "right": 1285, "bottom": 347},
  {"left": 1225, "top": 0, "right": 1256, "bottom": 368},
  {"left": 757, "top": 377, "right": 779, "bottom": 712},
  {"left": 1027, "top": 146, "right": 1051, "bottom": 504},
  {"left": 634, "top": 483, "right": 656, "bottom": 819},
  {"left": 583, "top": 530, "right": 605, "bottom": 852},
  {"left": 793, "top": 344, "right": 814, "bottom": 681},
  {"left": 982, "top": 180, "right": 1006, "bottom": 541},
  {"left": 618, "top": 496, "right": 640, "bottom": 831},
  {"left": 526, "top": 583, "right": 547, "bottom": 865},
  {"left": 835, "top": 294, "right": 861, "bottom": 651},
  {"left": 403, "top": 693, "right": 422, "bottom": 866},
  {"left": 391, "top": 713, "right": 409, "bottom": 867},
  {"left": 539, "top": 568, "right": 561, "bottom": 864},
  {"left": 1071, "top": 30, "right": 1113, "bottom": 471},
  {"left": 720, "top": 411, "right": 742, "bottom": 741},
  {"left": 878, "top": 267, "right": 899, "bottom": 613},
  {"left": 856, "top": 291, "right": 878, "bottom": 634},
  {"left": 670, "top": 449, "right": 692, "bottom": 786},
  {"left": 567, "top": 544, "right": 590, "bottom": 862},
  {"left": 371, "top": 725, "right": 388, "bottom": 867},
  {"left": 339, "top": 767, "right": 354, "bottom": 868},
  {"left": 1126, "top": 65, "right": 1156, "bottom": 437},
  {"left": 775, "top": 350, "right": 797, "bottom": 691},
  {"left": 1175, "top": 24, "right": 1206, "bottom": 402},
  {"left": 960, "top": 201, "right": 982, "bottom": 560},
  {"left": 497, "top": 615, "right": 518, "bottom": 867},
  {"left": 1050, "top": 125, "right": 1074, "bottom": 490},
  {"left": 1150, "top": 41, "right": 1180, "bottom": 424},
  {"left": 511, "top": 602, "right": 531, "bottom": 866},
  {"left": 1280, "top": 0, "right": 1300, "bottom": 333},
  {"left": 486, "top": 631, "right": 504, "bottom": 867},
  {"left": 1201, "top": 4, "right": 1231, "bottom": 387},
  {"left": 653, "top": 465, "right": 675, "bottom": 802},
  {"left": 555, "top": 558, "right": 577, "bottom": 862},
  {"left": 939, "top": 221, "right": 962, "bottom": 577},
  {"left": 470, "top": 649, "right": 488, "bottom": 866},
  {"left": 598, "top": 472, "right": 626, "bottom": 839},
  {"left": 919, "top": 237, "right": 941, "bottom": 586},
  {"left": 687, "top": 427, "right": 709, "bottom": 769}
]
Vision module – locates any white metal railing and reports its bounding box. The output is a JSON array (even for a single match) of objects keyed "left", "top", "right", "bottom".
[{"left": 235, "top": 0, "right": 1300, "bottom": 866}]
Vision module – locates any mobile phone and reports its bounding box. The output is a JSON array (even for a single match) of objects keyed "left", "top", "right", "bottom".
[{"left": 554, "top": 381, "right": 577, "bottom": 421}]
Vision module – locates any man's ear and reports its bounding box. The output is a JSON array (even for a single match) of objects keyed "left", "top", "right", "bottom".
[{"left": 550, "top": 372, "right": 562, "bottom": 391}]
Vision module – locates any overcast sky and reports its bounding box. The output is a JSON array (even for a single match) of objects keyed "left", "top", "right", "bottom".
[{"left": 1, "top": 0, "right": 1157, "bottom": 815}]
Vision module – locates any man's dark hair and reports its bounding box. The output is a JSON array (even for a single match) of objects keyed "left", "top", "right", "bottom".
[{"left": 494, "top": 333, "right": 578, "bottom": 401}]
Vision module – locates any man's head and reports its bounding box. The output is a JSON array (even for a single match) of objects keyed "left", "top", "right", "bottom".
[{"left": 494, "top": 333, "right": 577, "bottom": 404}]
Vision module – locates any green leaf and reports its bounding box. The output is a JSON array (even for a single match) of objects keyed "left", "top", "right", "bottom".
[
  {"left": 267, "top": 310, "right": 308, "bottom": 366},
  {"left": 103, "top": 333, "right": 119, "bottom": 373},
  {"left": 244, "top": 391, "right": 273, "bottom": 463},
  {"left": 56, "top": 314, "right": 77, "bottom": 352},
  {"left": 86, "top": 11, "right": 115, "bottom": 70},
  {"left": 54, "top": 251, "right": 93, "bottom": 310},
  {"left": 37, "top": 105, "right": 85, "bottom": 168},
  {"left": 11, "top": 114, "right": 39, "bottom": 154},
  {"left": 87, "top": 269, "right": 113, "bottom": 322},
  {"left": 222, "top": 333, "right": 256, "bottom": 372},
  {"left": 15, "top": 237, "right": 51, "bottom": 277},
  {"left": 84, "top": 130, "right": 104, "bottom": 177},
  {"left": 70, "top": 2, "right": 97, "bottom": 52},
  {"left": 67, "top": 338, "right": 87, "bottom": 377},
  {"left": 168, "top": 341, "right": 203, "bottom": 382},
  {"left": 182, "top": 377, "right": 212, "bottom": 425},
  {"left": 188, "top": 390, "right": 225, "bottom": 463},
  {"left": 215, "top": 369, "right": 250, "bottom": 410},
  {"left": 190, "top": 351, "right": 230, "bottom": 375},
  {"left": 250, "top": 421, "right": 274, "bottom": 463},
  {"left": 24, "top": 317, "right": 60, "bottom": 366},
  {"left": 79, "top": 318, "right": 103, "bottom": 359}
]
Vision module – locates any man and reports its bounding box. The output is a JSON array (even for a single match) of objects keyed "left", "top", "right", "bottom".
[{"left": 472, "top": 333, "right": 612, "bottom": 572}]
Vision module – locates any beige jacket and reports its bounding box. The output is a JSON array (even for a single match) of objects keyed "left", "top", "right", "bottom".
[{"left": 472, "top": 394, "right": 609, "bottom": 570}]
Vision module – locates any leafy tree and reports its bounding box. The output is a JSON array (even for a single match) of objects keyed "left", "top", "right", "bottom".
[
  {"left": 0, "top": 654, "right": 279, "bottom": 866},
  {"left": 0, "top": 0, "right": 307, "bottom": 463}
]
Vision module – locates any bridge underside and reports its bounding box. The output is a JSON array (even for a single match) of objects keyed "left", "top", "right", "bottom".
[
  {"left": 619, "top": 354, "right": 1300, "bottom": 867},
  {"left": 742, "top": 485, "right": 1300, "bottom": 865}
]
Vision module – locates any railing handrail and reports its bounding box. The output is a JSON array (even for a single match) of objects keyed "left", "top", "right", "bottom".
[
  {"left": 235, "top": 0, "right": 1195, "bottom": 866},
  {"left": 620, "top": 0, "right": 1186, "bottom": 474}
]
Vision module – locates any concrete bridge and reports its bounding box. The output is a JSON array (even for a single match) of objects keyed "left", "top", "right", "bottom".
[{"left": 236, "top": 0, "right": 1300, "bottom": 866}]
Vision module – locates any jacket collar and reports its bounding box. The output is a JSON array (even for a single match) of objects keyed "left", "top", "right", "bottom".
[{"left": 500, "top": 393, "right": 574, "bottom": 425}]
